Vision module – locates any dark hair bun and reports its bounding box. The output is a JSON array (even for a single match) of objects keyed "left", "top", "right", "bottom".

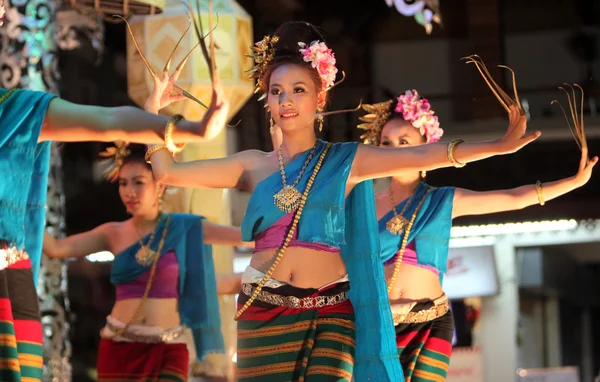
[
  {"left": 126, "top": 143, "right": 147, "bottom": 159},
  {"left": 271, "top": 22, "right": 326, "bottom": 66}
]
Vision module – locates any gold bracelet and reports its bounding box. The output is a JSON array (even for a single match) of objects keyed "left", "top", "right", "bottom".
[
  {"left": 145, "top": 144, "right": 169, "bottom": 163},
  {"left": 535, "top": 180, "right": 545, "bottom": 206},
  {"left": 164, "top": 114, "right": 186, "bottom": 154},
  {"left": 447, "top": 138, "right": 466, "bottom": 168}
]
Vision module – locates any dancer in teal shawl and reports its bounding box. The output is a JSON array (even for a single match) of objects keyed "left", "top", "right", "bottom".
[
  {"left": 357, "top": 89, "right": 596, "bottom": 381},
  {"left": 146, "top": 21, "right": 541, "bottom": 382},
  {"left": 0, "top": 4, "right": 226, "bottom": 378},
  {"left": 44, "top": 145, "right": 249, "bottom": 381}
]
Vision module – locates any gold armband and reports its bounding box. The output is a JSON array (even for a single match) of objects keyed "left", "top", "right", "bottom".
[
  {"left": 145, "top": 144, "right": 168, "bottom": 163},
  {"left": 164, "top": 114, "right": 186, "bottom": 154},
  {"left": 535, "top": 180, "right": 545, "bottom": 206},
  {"left": 447, "top": 138, "right": 466, "bottom": 168}
]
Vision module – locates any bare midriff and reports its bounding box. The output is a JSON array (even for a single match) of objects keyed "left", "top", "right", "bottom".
[
  {"left": 110, "top": 298, "right": 181, "bottom": 329},
  {"left": 386, "top": 262, "right": 443, "bottom": 304},
  {"left": 250, "top": 247, "right": 347, "bottom": 289}
]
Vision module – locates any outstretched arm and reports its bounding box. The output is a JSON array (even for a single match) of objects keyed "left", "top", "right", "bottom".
[
  {"left": 43, "top": 224, "right": 112, "bottom": 259},
  {"left": 203, "top": 220, "right": 254, "bottom": 248},
  {"left": 39, "top": 98, "right": 223, "bottom": 144},
  {"left": 351, "top": 106, "right": 540, "bottom": 183},
  {"left": 453, "top": 147, "right": 598, "bottom": 218}
]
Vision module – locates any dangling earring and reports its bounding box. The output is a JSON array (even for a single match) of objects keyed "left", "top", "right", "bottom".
[
  {"left": 269, "top": 116, "right": 274, "bottom": 135},
  {"left": 420, "top": 171, "right": 427, "bottom": 179},
  {"left": 317, "top": 115, "right": 324, "bottom": 132}
]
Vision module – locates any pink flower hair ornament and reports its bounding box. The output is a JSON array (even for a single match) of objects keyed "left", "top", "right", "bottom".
[
  {"left": 395, "top": 90, "right": 443, "bottom": 143},
  {"left": 298, "top": 40, "right": 338, "bottom": 91}
]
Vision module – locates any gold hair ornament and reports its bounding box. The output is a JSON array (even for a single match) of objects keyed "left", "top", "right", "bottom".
[
  {"left": 98, "top": 141, "right": 131, "bottom": 182},
  {"left": 551, "top": 83, "right": 587, "bottom": 151},
  {"left": 357, "top": 100, "right": 394, "bottom": 146},
  {"left": 246, "top": 35, "right": 279, "bottom": 101},
  {"left": 462, "top": 54, "right": 524, "bottom": 115}
]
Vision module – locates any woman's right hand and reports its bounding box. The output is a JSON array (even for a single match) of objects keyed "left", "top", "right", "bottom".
[
  {"left": 197, "top": 68, "right": 230, "bottom": 141},
  {"left": 572, "top": 146, "right": 598, "bottom": 188},
  {"left": 495, "top": 105, "right": 541, "bottom": 154}
]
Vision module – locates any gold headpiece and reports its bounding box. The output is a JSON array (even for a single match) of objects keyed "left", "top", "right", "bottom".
[
  {"left": 462, "top": 54, "right": 524, "bottom": 115},
  {"left": 357, "top": 100, "right": 393, "bottom": 146},
  {"left": 246, "top": 35, "right": 279, "bottom": 101},
  {"left": 98, "top": 141, "right": 131, "bottom": 182},
  {"left": 552, "top": 83, "right": 587, "bottom": 150}
]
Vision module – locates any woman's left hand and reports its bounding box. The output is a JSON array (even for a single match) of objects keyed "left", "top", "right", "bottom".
[
  {"left": 496, "top": 105, "right": 541, "bottom": 154},
  {"left": 144, "top": 64, "right": 188, "bottom": 114}
]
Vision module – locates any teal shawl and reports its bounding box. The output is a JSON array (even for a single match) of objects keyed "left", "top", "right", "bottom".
[
  {"left": 242, "top": 140, "right": 403, "bottom": 381},
  {"left": 378, "top": 182, "right": 455, "bottom": 282},
  {"left": 0, "top": 88, "right": 56, "bottom": 283},
  {"left": 111, "top": 213, "right": 225, "bottom": 360}
]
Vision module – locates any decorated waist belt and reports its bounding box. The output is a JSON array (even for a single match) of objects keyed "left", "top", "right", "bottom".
[
  {"left": 241, "top": 282, "right": 349, "bottom": 309},
  {"left": 0, "top": 246, "right": 30, "bottom": 270},
  {"left": 392, "top": 294, "right": 450, "bottom": 325},
  {"left": 104, "top": 321, "right": 184, "bottom": 344}
]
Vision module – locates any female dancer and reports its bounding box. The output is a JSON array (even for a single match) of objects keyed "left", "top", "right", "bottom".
[
  {"left": 144, "top": 21, "right": 540, "bottom": 381},
  {"left": 43, "top": 145, "right": 248, "bottom": 381},
  {"left": 356, "top": 89, "right": 596, "bottom": 381},
  {"left": 0, "top": 2, "right": 226, "bottom": 378}
]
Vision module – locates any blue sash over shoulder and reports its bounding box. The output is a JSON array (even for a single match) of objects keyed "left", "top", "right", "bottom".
[
  {"left": 0, "top": 88, "right": 56, "bottom": 283},
  {"left": 111, "top": 213, "right": 225, "bottom": 360},
  {"left": 241, "top": 140, "right": 403, "bottom": 381},
  {"left": 379, "top": 182, "right": 455, "bottom": 281}
]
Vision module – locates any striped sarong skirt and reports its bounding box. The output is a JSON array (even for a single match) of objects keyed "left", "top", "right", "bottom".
[
  {"left": 0, "top": 240, "right": 44, "bottom": 382},
  {"left": 236, "top": 281, "right": 355, "bottom": 382},
  {"left": 395, "top": 298, "right": 454, "bottom": 382}
]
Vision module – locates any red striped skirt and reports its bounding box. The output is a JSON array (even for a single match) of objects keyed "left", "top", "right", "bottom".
[
  {"left": 97, "top": 339, "right": 189, "bottom": 382},
  {"left": 0, "top": 241, "right": 43, "bottom": 382}
]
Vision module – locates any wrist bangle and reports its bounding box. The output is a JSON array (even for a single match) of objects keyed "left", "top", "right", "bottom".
[
  {"left": 535, "top": 180, "right": 545, "bottom": 206},
  {"left": 447, "top": 138, "right": 466, "bottom": 168},
  {"left": 164, "top": 114, "right": 186, "bottom": 154},
  {"left": 145, "top": 144, "right": 169, "bottom": 163}
]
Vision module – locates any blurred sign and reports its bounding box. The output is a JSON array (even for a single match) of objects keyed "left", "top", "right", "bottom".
[
  {"left": 447, "top": 347, "right": 483, "bottom": 382},
  {"left": 517, "top": 367, "right": 579, "bottom": 382},
  {"left": 444, "top": 246, "right": 500, "bottom": 299}
]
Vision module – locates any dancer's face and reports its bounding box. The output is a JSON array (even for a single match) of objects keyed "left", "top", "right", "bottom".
[
  {"left": 379, "top": 118, "right": 427, "bottom": 149},
  {"left": 118, "top": 162, "right": 164, "bottom": 216},
  {"left": 0, "top": 0, "right": 6, "bottom": 27},
  {"left": 267, "top": 63, "right": 323, "bottom": 133}
]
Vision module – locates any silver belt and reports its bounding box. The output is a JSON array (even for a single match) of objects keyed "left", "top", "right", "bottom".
[
  {"left": 105, "top": 322, "right": 184, "bottom": 344},
  {"left": 241, "top": 283, "right": 349, "bottom": 309},
  {"left": 0, "top": 247, "right": 29, "bottom": 270}
]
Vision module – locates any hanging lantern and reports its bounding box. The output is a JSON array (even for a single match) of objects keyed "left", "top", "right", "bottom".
[
  {"left": 385, "top": 0, "right": 441, "bottom": 35},
  {"left": 125, "top": 0, "right": 254, "bottom": 121},
  {"left": 68, "top": 0, "right": 165, "bottom": 21}
]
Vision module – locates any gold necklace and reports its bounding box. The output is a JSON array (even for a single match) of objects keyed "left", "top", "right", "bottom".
[
  {"left": 273, "top": 143, "right": 317, "bottom": 213},
  {"left": 386, "top": 188, "right": 414, "bottom": 235},
  {"left": 106, "top": 214, "right": 171, "bottom": 339},
  {"left": 236, "top": 143, "right": 332, "bottom": 320},
  {"left": 0, "top": 89, "right": 16, "bottom": 105},
  {"left": 133, "top": 212, "right": 164, "bottom": 266},
  {"left": 387, "top": 188, "right": 433, "bottom": 293}
]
